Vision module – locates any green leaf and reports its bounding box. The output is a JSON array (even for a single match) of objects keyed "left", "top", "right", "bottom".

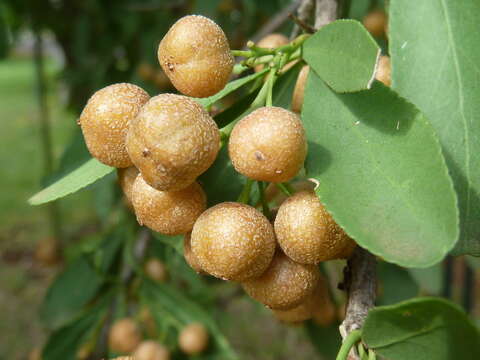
[
  {"left": 272, "top": 62, "right": 302, "bottom": 109},
  {"left": 363, "top": 297, "right": 480, "bottom": 360},
  {"left": 303, "top": 20, "right": 380, "bottom": 93},
  {"left": 42, "top": 296, "right": 109, "bottom": 360},
  {"left": 153, "top": 233, "right": 184, "bottom": 255},
  {"left": 389, "top": 0, "right": 480, "bottom": 256},
  {"left": 378, "top": 262, "right": 418, "bottom": 305},
  {"left": 141, "top": 280, "right": 237, "bottom": 359},
  {"left": 302, "top": 72, "right": 458, "bottom": 267},
  {"left": 29, "top": 158, "right": 114, "bottom": 205},
  {"left": 194, "top": 69, "right": 268, "bottom": 108},
  {"left": 40, "top": 255, "right": 104, "bottom": 329}
]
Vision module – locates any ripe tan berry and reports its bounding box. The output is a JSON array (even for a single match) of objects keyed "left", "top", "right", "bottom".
[
  {"left": 291, "top": 65, "right": 310, "bottom": 113},
  {"left": 274, "top": 190, "right": 356, "bottom": 264},
  {"left": 191, "top": 202, "right": 276, "bottom": 281},
  {"left": 363, "top": 9, "right": 388, "bottom": 38},
  {"left": 254, "top": 33, "right": 289, "bottom": 72},
  {"left": 158, "top": 15, "right": 234, "bottom": 97},
  {"left": 126, "top": 94, "right": 220, "bottom": 191},
  {"left": 229, "top": 106, "right": 307, "bottom": 183},
  {"left": 273, "top": 273, "right": 331, "bottom": 323},
  {"left": 144, "top": 258, "right": 168, "bottom": 282},
  {"left": 375, "top": 55, "right": 391, "bottom": 87},
  {"left": 108, "top": 318, "right": 142, "bottom": 354},
  {"left": 178, "top": 323, "right": 209, "bottom": 355},
  {"left": 131, "top": 174, "right": 206, "bottom": 235},
  {"left": 117, "top": 166, "right": 139, "bottom": 209},
  {"left": 183, "top": 233, "right": 204, "bottom": 274},
  {"left": 79, "top": 83, "right": 149, "bottom": 168},
  {"left": 242, "top": 251, "right": 320, "bottom": 310},
  {"left": 133, "top": 340, "right": 170, "bottom": 360}
]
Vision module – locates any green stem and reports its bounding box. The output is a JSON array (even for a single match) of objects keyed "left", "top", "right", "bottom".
[
  {"left": 257, "top": 181, "right": 271, "bottom": 218},
  {"left": 266, "top": 68, "right": 277, "bottom": 107},
  {"left": 237, "top": 178, "right": 254, "bottom": 204},
  {"left": 231, "top": 49, "right": 254, "bottom": 57},
  {"left": 336, "top": 329, "right": 362, "bottom": 360},
  {"left": 250, "top": 78, "right": 270, "bottom": 109},
  {"left": 368, "top": 349, "right": 376, "bottom": 360},
  {"left": 275, "top": 183, "right": 292, "bottom": 197}
]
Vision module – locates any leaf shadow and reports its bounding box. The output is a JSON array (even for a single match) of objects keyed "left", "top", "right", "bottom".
[
  {"left": 336, "top": 81, "right": 416, "bottom": 136},
  {"left": 306, "top": 141, "right": 333, "bottom": 176}
]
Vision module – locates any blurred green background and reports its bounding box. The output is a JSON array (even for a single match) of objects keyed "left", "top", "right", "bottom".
[{"left": 1, "top": 0, "right": 479, "bottom": 359}]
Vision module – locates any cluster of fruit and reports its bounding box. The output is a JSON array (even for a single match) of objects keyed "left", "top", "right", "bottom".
[
  {"left": 79, "top": 14, "right": 360, "bottom": 335},
  {"left": 108, "top": 317, "right": 208, "bottom": 360}
]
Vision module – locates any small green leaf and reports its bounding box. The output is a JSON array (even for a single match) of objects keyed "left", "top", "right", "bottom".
[
  {"left": 363, "top": 297, "right": 480, "bottom": 360},
  {"left": 390, "top": 0, "right": 480, "bottom": 256},
  {"left": 303, "top": 72, "right": 458, "bottom": 267},
  {"left": 194, "top": 69, "right": 268, "bottom": 108},
  {"left": 141, "top": 280, "right": 237, "bottom": 359},
  {"left": 42, "top": 296, "right": 109, "bottom": 360},
  {"left": 303, "top": 20, "right": 380, "bottom": 93},
  {"left": 29, "top": 158, "right": 114, "bottom": 205},
  {"left": 272, "top": 62, "right": 302, "bottom": 109},
  {"left": 40, "top": 255, "right": 104, "bottom": 329}
]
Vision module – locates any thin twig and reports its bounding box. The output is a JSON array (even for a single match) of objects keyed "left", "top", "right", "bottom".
[
  {"left": 288, "top": 13, "right": 316, "bottom": 34},
  {"left": 290, "top": 0, "right": 315, "bottom": 39}
]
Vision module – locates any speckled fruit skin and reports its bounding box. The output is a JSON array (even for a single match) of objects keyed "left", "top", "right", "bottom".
[
  {"left": 158, "top": 15, "right": 234, "bottom": 98},
  {"left": 126, "top": 93, "right": 220, "bottom": 191},
  {"left": 131, "top": 174, "right": 206, "bottom": 235},
  {"left": 191, "top": 202, "right": 276, "bottom": 281},
  {"left": 108, "top": 318, "right": 142, "bottom": 354},
  {"left": 242, "top": 251, "right": 320, "bottom": 310},
  {"left": 79, "top": 83, "right": 149, "bottom": 168},
  {"left": 229, "top": 106, "right": 307, "bottom": 182},
  {"left": 133, "top": 340, "right": 170, "bottom": 360},
  {"left": 275, "top": 190, "right": 355, "bottom": 264},
  {"left": 273, "top": 273, "right": 330, "bottom": 323},
  {"left": 363, "top": 9, "right": 388, "bottom": 38},
  {"left": 144, "top": 258, "right": 168, "bottom": 283},
  {"left": 183, "top": 233, "right": 204, "bottom": 273},
  {"left": 375, "top": 55, "right": 391, "bottom": 86},
  {"left": 178, "top": 323, "right": 209, "bottom": 355},
  {"left": 254, "top": 33, "right": 289, "bottom": 72},
  {"left": 291, "top": 65, "right": 310, "bottom": 113},
  {"left": 117, "top": 166, "right": 139, "bottom": 208}
]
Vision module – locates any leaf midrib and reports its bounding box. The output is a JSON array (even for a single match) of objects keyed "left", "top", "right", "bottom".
[{"left": 370, "top": 323, "right": 445, "bottom": 348}]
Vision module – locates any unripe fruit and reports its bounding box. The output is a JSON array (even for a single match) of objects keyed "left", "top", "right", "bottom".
[
  {"left": 242, "top": 251, "right": 320, "bottom": 310},
  {"left": 274, "top": 190, "right": 355, "bottom": 264},
  {"left": 229, "top": 106, "right": 307, "bottom": 183},
  {"left": 183, "top": 233, "right": 204, "bottom": 273},
  {"left": 126, "top": 94, "right": 220, "bottom": 191},
  {"left": 144, "top": 258, "right": 168, "bottom": 282},
  {"left": 191, "top": 202, "right": 276, "bottom": 281},
  {"left": 117, "top": 166, "right": 139, "bottom": 209},
  {"left": 133, "top": 340, "right": 170, "bottom": 360},
  {"left": 108, "top": 318, "right": 141, "bottom": 354},
  {"left": 254, "top": 33, "right": 289, "bottom": 72},
  {"left": 363, "top": 9, "right": 388, "bottom": 38},
  {"left": 178, "top": 323, "right": 209, "bottom": 355},
  {"left": 375, "top": 55, "right": 391, "bottom": 87},
  {"left": 79, "top": 83, "right": 149, "bottom": 168},
  {"left": 158, "top": 15, "right": 234, "bottom": 97},
  {"left": 131, "top": 174, "right": 206, "bottom": 235},
  {"left": 273, "top": 273, "right": 330, "bottom": 323},
  {"left": 291, "top": 65, "right": 310, "bottom": 113},
  {"left": 35, "top": 237, "right": 61, "bottom": 266}
]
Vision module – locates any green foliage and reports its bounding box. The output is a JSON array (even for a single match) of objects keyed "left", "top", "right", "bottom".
[
  {"left": 29, "top": 158, "right": 114, "bottom": 205},
  {"left": 377, "top": 263, "right": 418, "bottom": 305},
  {"left": 302, "top": 72, "right": 458, "bottom": 267},
  {"left": 389, "top": 0, "right": 480, "bottom": 256},
  {"left": 303, "top": 20, "right": 379, "bottom": 93},
  {"left": 363, "top": 297, "right": 480, "bottom": 360}
]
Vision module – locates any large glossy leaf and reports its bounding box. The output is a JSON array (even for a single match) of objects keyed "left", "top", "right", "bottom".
[
  {"left": 363, "top": 297, "right": 480, "bottom": 360},
  {"left": 40, "top": 255, "right": 104, "bottom": 329},
  {"left": 141, "top": 280, "right": 237, "bottom": 359},
  {"left": 303, "top": 20, "right": 379, "bottom": 93},
  {"left": 29, "top": 158, "right": 114, "bottom": 205},
  {"left": 302, "top": 72, "right": 458, "bottom": 267},
  {"left": 389, "top": 0, "right": 480, "bottom": 256}
]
